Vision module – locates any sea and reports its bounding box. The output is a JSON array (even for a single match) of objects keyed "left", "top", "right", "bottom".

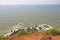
[{"left": 0, "top": 5, "right": 60, "bottom": 35}]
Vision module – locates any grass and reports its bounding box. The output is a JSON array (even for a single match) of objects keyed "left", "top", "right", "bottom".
[
  {"left": 14, "top": 30, "right": 32, "bottom": 37},
  {"left": 41, "top": 28, "right": 60, "bottom": 40},
  {"left": 0, "top": 36, "right": 7, "bottom": 40},
  {"left": 42, "top": 28, "right": 60, "bottom": 36}
]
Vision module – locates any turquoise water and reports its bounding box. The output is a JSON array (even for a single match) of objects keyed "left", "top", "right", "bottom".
[{"left": 0, "top": 5, "right": 60, "bottom": 35}]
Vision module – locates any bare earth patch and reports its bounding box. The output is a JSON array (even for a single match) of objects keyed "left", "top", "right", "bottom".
[{"left": 8, "top": 32, "right": 60, "bottom": 40}]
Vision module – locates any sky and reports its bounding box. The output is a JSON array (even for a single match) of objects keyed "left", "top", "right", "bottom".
[{"left": 0, "top": 0, "right": 60, "bottom": 5}]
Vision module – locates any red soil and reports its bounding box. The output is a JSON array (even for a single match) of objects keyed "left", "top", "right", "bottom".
[
  {"left": 52, "top": 36, "right": 60, "bottom": 40},
  {"left": 8, "top": 32, "right": 60, "bottom": 40}
]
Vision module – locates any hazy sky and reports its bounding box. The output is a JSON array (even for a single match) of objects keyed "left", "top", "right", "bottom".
[{"left": 0, "top": 0, "right": 60, "bottom": 5}]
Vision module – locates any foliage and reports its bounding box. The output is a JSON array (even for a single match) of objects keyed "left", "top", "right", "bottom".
[
  {"left": 14, "top": 30, "right": 32, "bottom": 37},
  {"left": 42, "top": 28, "right": 60, "bottom": 36},
  {"left": 0, "top": 36, "right": 7, "bottom": 40}
]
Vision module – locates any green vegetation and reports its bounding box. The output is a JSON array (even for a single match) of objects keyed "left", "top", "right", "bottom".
[
  {"left": 0, "top": 36, "right": 7, "bottom": 40},
  {"left": 14, "top": 30, "right": 32, "bottom": 37},
  {"left": 42, "top": 28, "right": 60, "bottom": 36},
  {"left": 41, "top": 28, "right": 60, "bottom": 40}
]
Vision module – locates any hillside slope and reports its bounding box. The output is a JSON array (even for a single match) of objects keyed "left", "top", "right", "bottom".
[{"left": 8, "top": 32, "right": 60, "bottom": 40}]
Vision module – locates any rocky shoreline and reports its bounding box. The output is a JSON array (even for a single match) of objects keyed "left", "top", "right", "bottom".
[{"left": 4, "top": 23, "right": 53, "bottom": 37}]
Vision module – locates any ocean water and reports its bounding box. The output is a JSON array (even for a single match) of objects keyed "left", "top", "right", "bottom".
[{"left": 0, "top": 5, "right": 60, "bottom": 35}]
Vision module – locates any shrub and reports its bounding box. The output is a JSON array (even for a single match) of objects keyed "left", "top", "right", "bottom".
[
  {"left": 42, "top": 28, "right": 60, "bottom": 36},
  {"left": 14, "top": 30, "right": 32, "bottom": 37}
]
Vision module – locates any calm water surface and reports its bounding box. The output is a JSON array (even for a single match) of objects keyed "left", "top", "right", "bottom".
[{"left": 0, "top": 5, "right": 60, "bottom": 35}]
